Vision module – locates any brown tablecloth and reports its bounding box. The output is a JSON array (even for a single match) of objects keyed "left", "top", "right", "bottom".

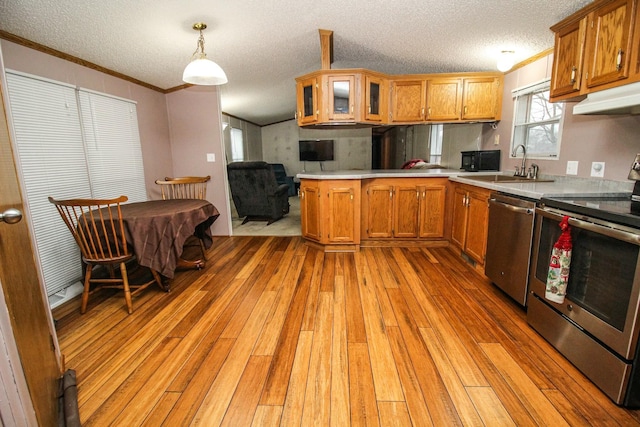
[{"left": 118, "top": 199, "right": 219, "bottom": 278}]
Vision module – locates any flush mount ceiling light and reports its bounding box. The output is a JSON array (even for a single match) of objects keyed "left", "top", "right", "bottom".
[
  {"left": 497, "top": 50, "right": 515, "bottom": 72},
  {"left": 182, "top": 22, "right": 228, "bottom": 86}
]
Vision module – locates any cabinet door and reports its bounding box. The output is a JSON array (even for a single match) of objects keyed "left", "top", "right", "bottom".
[
  {"left": 585, "top": 0, "right": 635, "bottom": 88},
  {"left": 451, "top": 186, "right": 468, "bottom": 248},
  {"left": 462, "top": 77, "right": 500, "bottom": 120},
  {"left": 550, "top": 17, "right": 587, "bottom": 98},
  {"left": 328, "top": 186, "right": 355, "bottom": 242},
  {"left": 301, "top": 183, "right": 322, "bottom": 241},
  {"left": 364, "top": 74, "right": 385, "bottom": 122},
  {"left": 297, "top": 77, "right": 319, "bottom": 125},
  {"left": 328, "top": 75, "right": 355, "bottom": 121},
  {"left": 366, "top": 184, "right": 393, "bottom": 238},
  {"left": 464, "top": 189, "right": 490, "bottom": 264},
  {"left": 393, "top": 186, "right": 419, "bottom": 238},
  {"left": 418, "top": 185, "right": 446, "bottom": 238},
  {"left": 390, "top": 79, "right": 426, "bottom": 122},
  {"left": 426, "top": 78, "right": 462, "bottom": 121}
]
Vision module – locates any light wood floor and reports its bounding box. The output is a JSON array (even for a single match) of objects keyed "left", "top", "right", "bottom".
[{"left": 54, "top": 236, "right": 640, "bottom": 426}]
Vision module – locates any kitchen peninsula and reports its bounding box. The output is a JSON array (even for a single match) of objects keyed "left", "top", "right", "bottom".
[{"left": 298, "top": 169, "right": 634, "bottom": 256}]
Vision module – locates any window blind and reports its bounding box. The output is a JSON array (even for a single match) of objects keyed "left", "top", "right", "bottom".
[{"left": 5, "top": 70, "right": 148, "bottom": 299}]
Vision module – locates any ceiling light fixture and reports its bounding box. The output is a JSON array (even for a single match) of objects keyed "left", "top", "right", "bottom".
[
  {"left": 182, "top": 22, "right": 228, "bottom": 86},
  {"left": 497, "top": 50, "right": 515, "bottom": 72}
]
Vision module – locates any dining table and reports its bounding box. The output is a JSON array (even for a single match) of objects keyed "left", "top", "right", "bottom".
[{"left": 115, "top": 199, "right": 219, "bottom": 280}]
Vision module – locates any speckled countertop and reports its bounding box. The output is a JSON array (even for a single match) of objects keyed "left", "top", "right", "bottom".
[{"left": 297, "top": 169, "right": 634, "bottom": 200}]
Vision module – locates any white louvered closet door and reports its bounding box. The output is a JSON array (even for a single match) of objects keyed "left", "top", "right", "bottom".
[{"left": 5, "top": 71, "right": 91, "bottom": 297}]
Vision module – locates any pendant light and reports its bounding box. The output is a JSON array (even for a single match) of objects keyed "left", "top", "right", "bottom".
[
  {"left": 497, "top": 50, "right": 515, "bottom": 72},
  {"left": 183, "top": 22, "right": 228, "bottom": 85}
]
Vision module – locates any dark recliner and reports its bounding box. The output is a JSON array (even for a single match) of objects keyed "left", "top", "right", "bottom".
[
  {"left": 227, "top": 161, "right": 290, "bottom": 224},
  {"left": 270, "top": 163, "right": 296, "bottom": 197}
]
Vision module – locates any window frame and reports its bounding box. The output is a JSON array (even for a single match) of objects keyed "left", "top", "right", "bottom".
[{"left": 510, "top": 79, "right": 564, "bottom": 161}]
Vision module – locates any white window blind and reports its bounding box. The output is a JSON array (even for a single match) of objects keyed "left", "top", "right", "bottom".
[{"left": 5, "top": 70, "right": 148, "bottom": 298}]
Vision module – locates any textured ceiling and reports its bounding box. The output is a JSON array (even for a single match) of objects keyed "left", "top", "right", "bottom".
[{"left": 0, "top": 0, "right": 591, "bottom": 126}]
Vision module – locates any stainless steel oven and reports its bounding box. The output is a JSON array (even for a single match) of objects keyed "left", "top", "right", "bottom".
[{"left": 528, "top": 199, "right": 640, "bottom": 406}]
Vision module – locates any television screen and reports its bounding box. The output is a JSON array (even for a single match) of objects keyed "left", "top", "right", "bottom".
[{"left": 299, "top": 140, "right": 334, "bottom": 161}]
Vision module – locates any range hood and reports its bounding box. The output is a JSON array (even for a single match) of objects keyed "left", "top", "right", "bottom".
[{"left": 573, "top": 81, "right": 640, "bottom": 115}]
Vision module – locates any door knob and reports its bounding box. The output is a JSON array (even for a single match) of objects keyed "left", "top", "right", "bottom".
[{"left": 0, "top": 208, "right": 22, "bottom": 224}]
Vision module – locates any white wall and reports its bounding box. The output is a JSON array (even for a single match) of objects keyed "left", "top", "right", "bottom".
[
  {"left": 261, "top": 120, "right": 373, "bottom": 175},
  {"left": 440, "top": 123, "right": 484, "bottom": 169}
]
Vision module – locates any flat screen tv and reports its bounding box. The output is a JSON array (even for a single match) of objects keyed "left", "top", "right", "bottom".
[{"left": 299, "top": 140, "right": 334, "bottom": 161}]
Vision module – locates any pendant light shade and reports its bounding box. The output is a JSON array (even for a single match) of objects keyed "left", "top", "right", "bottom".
[{"left": 183, "top": 23, "right": 228, "bottom": 86}]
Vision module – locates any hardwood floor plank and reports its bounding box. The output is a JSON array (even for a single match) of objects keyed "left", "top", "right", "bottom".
[
  {"left": 221, "top": 355, "right": 272, "bottom": 427},
  {"left": 251, "top": 405, "right": 283, "bottom": 426},
  {"left": 260, "top": 249, "right": 317, "bottom": 405},
  {"left": 191, "top": 291, "right": 277, "bottom": 424},
  {"left": 466, "top": 387, "right": 516, "bottom": 427},
  {"left": 281, "top": 331, "right": 314, "bottom": 426},
  {"left": 541, "top": 389, "right": 590, "bottom": 427},
  {"left": 371, "top": 247, "right": 399, "bottom": 289},
  {"left": 320, "top": 252, "right": 336, "bottom": 292},
  {"left": 363, "top": 249, "right": 398, "bottom": 327},
  {"left": 331, "top": 277, "right": 350, "bottom": 427},
  {"left": 418, "top": 327, "right": 484, "bottom": 426},
  {"left": 480, "top": 342, "right": 570, "bottom": 426},
  {"left": 344, "top": 252, "right": 367, "bottom": 343},
  {"left": 377, "top": 401, "right": 412, "bottom": 426},
  {"left": 264, "top": 238, "right": 302, "bottom": 292},
  {"left": 348, "top": 342, "right": 380, "bottom": 427},
  {"left": 300, "top": 250, "right": 325, "bottom": 331},
  {"left": 355, "top": 252, "right": 404, "bottom": 401},
  {"left": 386, "top": 326, "right": 434, "bottom": 426},
  {"left": 140, "top": 392, "right": 180, "bottom": 427},
  {"left": 162, "top": 338, "right": 235, "bottom": 425},
  {"left": 301, "top": 292, "right": 334, "bottom": 426}
]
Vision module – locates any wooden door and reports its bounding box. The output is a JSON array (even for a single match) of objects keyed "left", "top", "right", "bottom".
[
  {"left": 585, "top": 0, "right": 634, "bottom": 88},
  {"left": 450, "top": 186, "right": 468, "bottom": 248},
  {"left": 464, "top": 189, "right": 490, "bottom": 264},
  {"left": 328, "top": 74, "right": 356, "bottom": 121},
  {"left": 0, "top": 67, "right": 60, "bottom": 425},
  {"left": 364, "top": 74, "right": 386, "bottom": 122},
  {"left": 366, "top": 184, "right": 393, "bottom": 238},
  {"left": 327, "top": 186, "right": 355, "bottom": 243},
  {"left": 418, "top": 184, "right": 446, "bottom": 238},
  {"left": 300, "top": 182, "right": 322, "bottom": 241},
  {"left": 426, "top": 78, "right": 462, "bottom": 121},
  {"left": 393, "top": 186, "right": 419, "bottom": 238},
  {"left": 389, "top": 79, "right": 426, "bottom": 122},
  {"left": 462, "top": 77, "right": 500, "bottom": 120},
  {"left": 550, "top": 17, "right": 587, "bottom": 98},
  {"left": 296, "top": 76, "right": 319, "bottom": 125}
]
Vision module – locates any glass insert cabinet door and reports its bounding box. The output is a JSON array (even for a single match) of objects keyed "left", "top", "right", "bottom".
[
  {"left": 297, "top": 76, "right": 319, "bottom": 124},
  {"left": 328, "top": 75, "right": 355, "bottom": 121},
  {"left": 365, "top": 75, "right": 384, "bottom": 121}
]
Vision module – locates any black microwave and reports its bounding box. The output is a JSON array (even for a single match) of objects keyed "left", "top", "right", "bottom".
[{"left": 461, "top": 150, "right": 501, "bottom": 172}]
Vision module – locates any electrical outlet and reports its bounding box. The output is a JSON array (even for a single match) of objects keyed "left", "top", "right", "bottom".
[
  {"left": 591, "top": 161, "right": 605, "bottom": 177},
  {"left": 566, "top": 161, "right": 578, "bottom": 175},
  {"left": 206, "top": 153, "right": 216, "bottom": 162}
]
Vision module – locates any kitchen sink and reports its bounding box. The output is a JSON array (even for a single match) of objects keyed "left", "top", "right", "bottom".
[{"left": 463, "top": 174, "right": 554, "bottom": 183}]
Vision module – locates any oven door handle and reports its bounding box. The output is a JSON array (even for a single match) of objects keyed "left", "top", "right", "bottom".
[{"left": 538, "top": 207, "right": 640, "bottom": 245}]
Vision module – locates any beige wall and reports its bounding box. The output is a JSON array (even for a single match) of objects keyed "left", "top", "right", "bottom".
[{"left": 482, "top": 53, "right": 640, "bottom": 181}]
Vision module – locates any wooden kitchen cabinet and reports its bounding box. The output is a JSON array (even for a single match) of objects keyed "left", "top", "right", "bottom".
[
  {"left": 462, "top": 77, "right": 502, "bottom": 121},
  {"left": 296, "top": 76, "right": 320, "bottom": 125},
  {"left": 327, "top": 74, "right": 357, "bottom": 122},
  {"left": 300, "top": 179, "right": 360, "bottom": 246},
  {"left": 426, "top": 78, "right": 463, "bottom": 121},
  {"left": 389, "top": 79, "right": 427, "bottom": 122},
  {"left": 362, "top": 178, "right": 447, "bottom": 240},
  {"left": 451, "top": 183, "right": 490, "bottom": 264},
  {"left": 550, "top": 0, "right": 639, "bottom": 101},
  {"left": 363, "top": 73, "right": 388, "bottom": 122}
]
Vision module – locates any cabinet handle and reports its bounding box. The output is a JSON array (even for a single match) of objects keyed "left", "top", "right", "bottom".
[
  {"left": 570, "top": 66, "right": 577, "bottom": 84},
  {"left": 616, "top": 49, "right": 623, "bottom": 71},
  {"left": 464, "top": 105, "right": 468, "bottom": 115},
  {"left": 421, "top": 108, "right": 425, "bottom": 117},
  {"left": 389, "top": 190, "right": 393, "bottom": 199},
  {"left": 301, "top": 191, "right": 305, "bottom": 199},
  {"left": 351, "top": 104, "right": 354, "bottom": 113},
  {"left": 368, "top": 105, "right": 371, "bottom": 114},
  {"left": 416, "top": 190, "right": 419, "bottom": 199},
  {"left": 427, "top": 107, "right": 431, "bottom": 118}
]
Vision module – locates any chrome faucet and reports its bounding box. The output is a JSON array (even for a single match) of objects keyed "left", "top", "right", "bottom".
[
  {"left": 530, "top": 163, "right": 539, "bottom": 180},
  {"left": 512, "top": 144, "right": 527, "bottom": 176}
]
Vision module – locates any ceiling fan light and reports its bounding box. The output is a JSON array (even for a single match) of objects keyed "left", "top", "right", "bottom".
[
  {"left": 183, "top": 57, "right": 228, "bottom": 85},
  {"left": 497, "top": 50, "right": 515, "bottom": 72}
]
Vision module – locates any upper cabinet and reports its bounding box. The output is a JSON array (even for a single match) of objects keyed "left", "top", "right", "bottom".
[
  {"left": 550, "top": 0, "right": 639, "bottom": 102},
  {"left": 297, "top": 70, "right": 503, "bottom": 126}
]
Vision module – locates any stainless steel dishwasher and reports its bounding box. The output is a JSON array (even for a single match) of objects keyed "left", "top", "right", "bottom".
[{"left": 484, "top": 192, "right": 536, "bottom": 306}]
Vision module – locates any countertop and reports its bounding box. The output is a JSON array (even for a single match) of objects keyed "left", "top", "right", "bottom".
[{"left": 297, "top": 169, "right": 634, "bottom": 200}]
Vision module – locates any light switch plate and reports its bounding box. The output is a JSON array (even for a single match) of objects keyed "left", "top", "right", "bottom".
[
  {"left": 591, "top": 161, "right": 605, "bottom": 177},
  {"left": 494, "top": 134, "right": 500, "bottom": 145},
  {"left": 566, "top": 161, "right": 578, "bottom": 175},
  {"left": 206, "top": 153, "right": 216, "bottom": 162}
]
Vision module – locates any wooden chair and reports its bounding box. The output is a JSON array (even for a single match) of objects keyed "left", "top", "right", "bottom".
[
  {"left": 48, "top": 195, "right": 165, "bottom": 314},
  {"left": 155, "top": 175, "right": 211, "bottom": 259}
]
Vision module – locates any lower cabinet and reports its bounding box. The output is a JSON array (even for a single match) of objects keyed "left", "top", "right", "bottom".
[
  {"left": 362, "top": 178, "right": 447, "bottom": 240},
  {"left": 300, "top": 179, "right": 360, "bottom": 245},
  {"left": 451, "top": 183, "right": 490, "bottom": 264}
]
